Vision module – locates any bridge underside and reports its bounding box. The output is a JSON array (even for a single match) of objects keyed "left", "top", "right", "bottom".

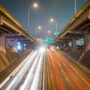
[
  {"left": 0, "top": 6, "right": 37, "bottom": 72},
  {"left": 55, "top": 2, "right": 90, "bottom": 69}
]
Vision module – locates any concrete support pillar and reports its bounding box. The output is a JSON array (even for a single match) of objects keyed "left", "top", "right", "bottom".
[
  {"left": 22, "top": 41, "right": 26, "bottom": 51},
  {"left": 59, "top": 45, "right": 62, "bottom": 49},
  {"left": 65, "top": 41, "right": 69, "bottom": 48},
  {"left": 0, "top": 34, "right": 6, "bottom": 49},
  {"left": 27, "top": 41, "right": 30, "bottom": 49},
  {"left": 62, "top": 42, "right": 65, "bottom": 49},
  {"left": 6, "top": 38, "right": 13, "bottom": 48},
  {"left": 84, "top": 33, "right": 90, "bottom": 51},
  {"left": 14, "top": 39, "right": 18, "bottom": 49},
  {"left": 65, "top": 41, "right": 70, "bottom": 51},
  {"left": 72, "top": 38, "right": 76, "bottom": 50},
  {"left": 26, "top": 41, "right": 31, "bottom": 49},
  {"left": 25, "top": 40, "right": 34, "bottom": 50}
]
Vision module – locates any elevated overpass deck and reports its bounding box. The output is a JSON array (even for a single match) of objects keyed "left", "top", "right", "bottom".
[
  {"left": 55, "top": 1, "right": 90, "bottom": 41},
  {"left": 0, "top": 5, "right": 36, "bottom": 44},
  {"left": 0, "top": 6, "right": 37, "bottom": 73},
  {"left": 55, "top": 1, "right": 90, "bottom": 69}
]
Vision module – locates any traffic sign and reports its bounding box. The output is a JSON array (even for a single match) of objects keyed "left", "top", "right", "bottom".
[{"left": 43, "top": 38, "right": 55, "bottom": 44}]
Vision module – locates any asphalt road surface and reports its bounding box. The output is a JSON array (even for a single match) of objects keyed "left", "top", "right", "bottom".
[{"left": 1, "top": 48, "right": 90, "bottom": 90}]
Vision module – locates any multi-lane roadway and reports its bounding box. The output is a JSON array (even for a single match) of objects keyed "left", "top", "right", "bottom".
[
  {"left": 47, "top": 49, "right": 90, "bottom": 90},
  {"left": 1, "top": 48, "right": 90, "bottom": 90}
]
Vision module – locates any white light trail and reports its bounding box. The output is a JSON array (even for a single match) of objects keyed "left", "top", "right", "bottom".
[
  {"left": 0, "top": 51, "right": 34, "bottom": 89},
  {"left": 19, "top": 51, "right": 41, "bottom": 90},
  {"left": 30, "top": 50, "right": 44, "bottom": 90},
  {"left": 5, "top": 51, "right": 38, "bottom": 90},
  {"left": 39, "top": 46, "right": 45, "bottom": 52}
]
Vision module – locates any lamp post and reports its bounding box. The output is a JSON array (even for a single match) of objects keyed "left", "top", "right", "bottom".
[
  {"left": 28, "top": 2, "right": 39, "bottom": 32},
  {"left": 74, "top": 0, "right": 76, "bottom": 14},
  {"left": 50, "top": 18, "right": 58, "bottom": 33}
]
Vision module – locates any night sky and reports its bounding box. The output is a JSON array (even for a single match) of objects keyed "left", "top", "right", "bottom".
[{"left": 0, "top": 0, "right": 88, "bottom": 39}]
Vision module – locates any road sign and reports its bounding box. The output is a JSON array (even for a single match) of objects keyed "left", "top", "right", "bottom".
[
  {"left": 43, "top": 38, "right": 55, "bottom": 44},
  {"left": 54, "top": 32, "right": 60, "bottom": 36}
]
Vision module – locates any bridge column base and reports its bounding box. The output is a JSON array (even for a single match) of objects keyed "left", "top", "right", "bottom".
[
  {"left": 72, "top": 39, "right": 77, "bottom": 50},
  {"left": 84, "top": 33, "right": 90, "bottom": 51},
  {"left": 0, "top": 34, "right": 6, "bottom": 49}
]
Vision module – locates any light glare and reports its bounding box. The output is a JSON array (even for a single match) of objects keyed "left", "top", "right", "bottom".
[
  {"left": 50, "top": 18, "right": 54, "bottom": 23},
  {"left": 33, "top": 2, "right": 38, "bottom": 8},
  {"left": 37, "top": 26, "right": 42, "bottom": 30},
  {"left": 48, "top": 30, "right": 51, "bottom": 34},
  {"left": 39, "top": 47, "right": 45, "bottom": 52}
]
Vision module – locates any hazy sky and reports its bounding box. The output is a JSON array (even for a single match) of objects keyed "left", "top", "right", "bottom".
[{"left": 0, "top": 0, "right": 88, "bottom": 39}]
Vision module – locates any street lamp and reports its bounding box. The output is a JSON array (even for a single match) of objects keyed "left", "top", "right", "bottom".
[
  {"left": 74, "top": 0, "right": 76, "bottom": 14},
  {"left": 47, "top": 30, "right": 52, "bottom": 38},
  {"left": 50, "top": 18, "right": 58, "bottom": 33},
  {"left": 33, "top": 3, "right": 38, "bottom": 8},
  {"left": 48, "top": 30, "right": 51, "bottom": 34},
  {"left": 28, "top": 2, "right": 39, "bottom": 32},
  {"left": 35, "top": 25, "right": 42, "bottom": 35},
  {"left": 37, "top": 25, "right": 42, "bottom": 30}
]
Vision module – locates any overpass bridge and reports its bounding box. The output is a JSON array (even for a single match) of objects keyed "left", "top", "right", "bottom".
[
  {"left": 0, "top": 5, "right": 37, "bottom": 50},
  {"left": 0, "top": 6, "right": 37, "bottom": 74},
  {"left": 0, "top": 2, "right": 90, "bottom": 90},
  {"left": 55, "top": 2, "right": 90, "bottom": 68}
]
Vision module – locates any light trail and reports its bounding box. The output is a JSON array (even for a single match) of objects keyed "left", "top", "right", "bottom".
[
  {"left": 59, "top": 52, "right": 90, "bottom": 86},
  {"left": 48, "top": 52, "right": 64, "bottom": 90},
  {"left": 46, "top": 51, "right": 51, "bottom": 90},
  {"left": 57, "top": 50, "right": 90, "bottom": 86},
  {"left": 19, "top": 51, "right": 41, "bottom": 90},
  {"left": 1, "top": 48, "right": 90, "bottom": 90},
  {"left": 47, "top": 52, "right": 57, "bottom": 90},
  {"left": 30, "top": 50, "right": 44, "bottom": 90},
  {"left": 49, "top": 50, "right": 76, "bottom": 90},
  {"left": 0, "top": 51, "right": 34, "bottom": 89},
  {"left": 51, "top": 50, "right": 85, "bottom": 89},
  {"left": 4, "top": 51, "right": 38, "bottom": 90}
]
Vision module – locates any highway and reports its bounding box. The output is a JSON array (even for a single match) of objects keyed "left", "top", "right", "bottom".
[
  {"left": 1, "top": 48, "right": 46, "bottom": 90},
  {"left": 47, "top": 49, "right": 90, "bottom": 90},
  {"left": 1, "top": 48, "right": 90, "bottom": 90}
]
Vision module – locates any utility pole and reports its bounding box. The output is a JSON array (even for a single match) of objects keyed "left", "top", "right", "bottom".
[{"left": 74, "top": 0, "right": 76, "bottom": 14}]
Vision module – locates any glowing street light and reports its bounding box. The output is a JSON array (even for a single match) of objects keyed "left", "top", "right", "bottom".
[
  {"left": 50, "top": 18, "right": 58, "bottom": 33},
  {"left": 48, "top": 30, "right": 51, "bottom": 34},
  {"left": 28, "top": 2, "right": 39, "bottom": 32},
  {"left": 35, "top": 25, "right": 42, "bottom": 35},
  {"left": 37, "top": 26, "right": 42, "bottom": 30},
  {"left": 33, "top": 2, "right": 38, "bottom": 8},
  {"left": 50, "top": 18, "right": 54, "bottom": 23}
]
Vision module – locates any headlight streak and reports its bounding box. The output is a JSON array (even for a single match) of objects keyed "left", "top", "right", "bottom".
[
  {"left": 30, "top": 50, "right": 44, "bottom": 90},
  {"left": 19, "top": 51, "right": 41, "bottom": 90},
  {"left": 39, "top": 46, "right": 45, "bottom": 52},
  {"left": 5, "top": 51, "right": 38, "bottom": 90},
  {"left": 0, "top": 51, "right": 34, "bottom": 89}
]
